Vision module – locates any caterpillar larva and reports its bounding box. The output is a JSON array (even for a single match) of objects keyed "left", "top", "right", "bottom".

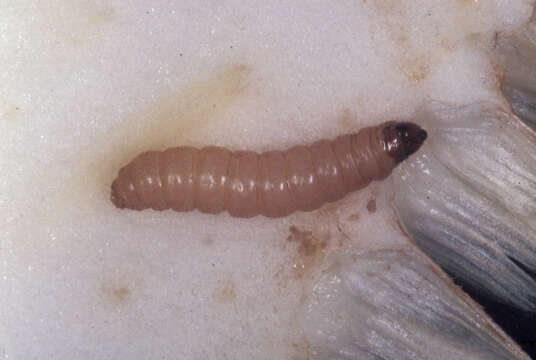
[{"left": 110, "top": 121, "right": 427, "bottom": 218}]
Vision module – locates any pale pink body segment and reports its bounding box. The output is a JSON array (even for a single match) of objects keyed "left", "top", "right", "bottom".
[{"left": 111, "top": 121, "right": 427, "bottom": 218}]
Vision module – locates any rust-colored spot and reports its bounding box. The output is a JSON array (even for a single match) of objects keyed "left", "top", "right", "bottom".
[
  {"left": 291, "top": 340, "right": 311, "bottom": 360},
  {"left": 400, "top": 58, "right": 430, "bottom": 82},
  {"left": 212, "top": 279, "right": 237, "bottom": 303},
  {"left": 287, "top": 226, "right": 328, "bottom": 257},
  {"left": 284, "top": 225, "right": 329, "bottom": 280},
  {"left": 202, "top": 236, "right": 215, "bottom": 247},
  {"left": 491, "top": 60, "right": 506, "bottom": 90},
  {"left": 395, "top": 219, "right": 411, "bottom": 238},
  {"left": 0, "top": 103, "right": 21, "bottom": 123},
  {"left": 366, "top": 198, "right": 377, "bottom": 213},
  {"left": 440, "top": 38, "right": 456, "bottom": 52},
  {"left": 102, "top": 283, "right": 131, "bottom": 306},
  {"left": 40, "top": 2, "right": 115, "bottom": 46},
  {"left": 347, "top": 212, "right": 360, "bottom": 221},
  {"left": 336, "top": 108, "right": 357, "bottom": 130}
]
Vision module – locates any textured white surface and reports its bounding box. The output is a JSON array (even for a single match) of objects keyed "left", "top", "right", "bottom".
[
  {"left": 304, "top": 249, "right": 525, "bottom": 359},
  {"left": 395, "top": 103, "right": 536, "bottom": 311},
  {"left": 0, "top": 0, "right": 533, "bottom": 359}
]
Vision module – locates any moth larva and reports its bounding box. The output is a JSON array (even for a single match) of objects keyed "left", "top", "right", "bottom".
[{"left": 110, "top": 121, "right": 427, "bottom": 218}]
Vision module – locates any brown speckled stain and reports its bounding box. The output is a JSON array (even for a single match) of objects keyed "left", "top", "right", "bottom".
[
  {"left": 347, "top": 212, "right": 361, "bottom": 221},
  {"left": 273, "top": 225, "right": 327, "bottom": 292},
  {"left": 212, "top": 279, "right": 237, "bottom": 303},
  {"left": 288, "top": 226, "right": 328, "bottom": 256},
  {"left": 400, "top": 58, "right": 430, "bottom": 83},
  {"left": 101, "top": 283, "right": 131, "bottom": 306},
  {"left": 0, "top": 104, "right": 21, "bottom": 123},
  {"left": 291, "top": 340, "right": 311, "bottom": 360},
  {"left": 202, "top": 236, "right": 215, "bottom": 247},
  {"left": 366, "top": 198, "right": 377, "bottom": 213},
  {"left": 336, "top": 108, "right": 357, "bottom": 131}
]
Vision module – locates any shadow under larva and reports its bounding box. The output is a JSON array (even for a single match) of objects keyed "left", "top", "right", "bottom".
[{"left": 110, "top": 121, "right": 427, "bottom": 218}]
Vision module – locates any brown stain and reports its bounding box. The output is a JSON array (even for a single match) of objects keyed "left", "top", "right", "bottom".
[
  {"left": 368, "top": 2, "right": 432, "bottom": 83},
  {"left": 285, "top": 225, "right": 329, "bottom": 280},
  {"left": 364, "top": 1, "right": 481, "bottom": 84},
  {"left": 395, "top": 219, "right": 410, "bottom": 238},
  {"left": 366, "top": 198, "right": 377, "bottom": 213},
  {"left": 126, "top": 64, "right": 251, "bottom": 154},
  {"left": 351, "top": 0, "right": 490, "bottom": 84},
  {"left": 288, "top": 225, "right": 328, "bottom": 256},
  {"left": 40, "top": 1, "right": 115, "bottom": 46},
  {"left": 273, "top": 197, "right": 365, "bottom": 357},
  {"left": 291, "top": 340, "right": 311, "bottom": 360},
  {"left": 0, "top": 104, "right": 20, "bottom": 123},
  {"left": 101, "top": 283, "right": 132, "bottom": 307},
  {"left": 109, "top": 64, "right": 251, "bottom": 167},
  {"left": 86, "top": 8, "right": 115, "bottom": 26},
  {"left": 440, "top": 38, "right": 457, "bottom": 52},
  {"left": 202, "top": 236, "right": 215, "bottom": 247},
  {"left": 399, "top": 58, "right": 430, "bottom": 83},
  {"left": 492, "top": 31, "right": 499, "bottom": 49},
  {"left": 212, "top": 279, "right": 237, "bottom": 303},
  {"left": 491, "top": 60, "right": 506, "bottom": 90},
  {"left": 100, "top": 63, "right": 252, "bottom": 209},
  {"left": 9, "top": 3, "right": 120, "bottom": 224},
  {"left": 347, "top": 212, "right": 360, "bottom": 221},
  {"left": 43, "top": 64, "right": 251, "bottom": 221},
  {"left": 336, "top": 108, "right": 357, "bottom": 130},
  {"left": 62, "top": 3, "right": 115, "bottom": 46}
]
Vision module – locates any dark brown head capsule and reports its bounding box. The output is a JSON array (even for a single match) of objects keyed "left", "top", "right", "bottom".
[{"left": 381, "top": 122, "right": 427, "bottom": 163}]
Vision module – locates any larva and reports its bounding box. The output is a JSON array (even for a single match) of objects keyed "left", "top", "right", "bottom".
[{"left": 110, "top": 121, "right": 427, "bottom": 218}]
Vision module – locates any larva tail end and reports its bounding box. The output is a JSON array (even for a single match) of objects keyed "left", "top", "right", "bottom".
[
  {"left": 110, "top": 179, "right": 126, "bottom": 209},
  {"left": 382, "top": 122, "right": 427, "bottom": 163}
]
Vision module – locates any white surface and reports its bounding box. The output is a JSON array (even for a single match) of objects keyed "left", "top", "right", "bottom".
[{"left": 0, "top": 0, "right": 533, "bottom": 359}]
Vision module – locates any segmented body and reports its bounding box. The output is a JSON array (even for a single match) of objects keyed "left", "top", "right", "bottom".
[{"left": 110, "top": 121, "right": 426, "bottom": 218}]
